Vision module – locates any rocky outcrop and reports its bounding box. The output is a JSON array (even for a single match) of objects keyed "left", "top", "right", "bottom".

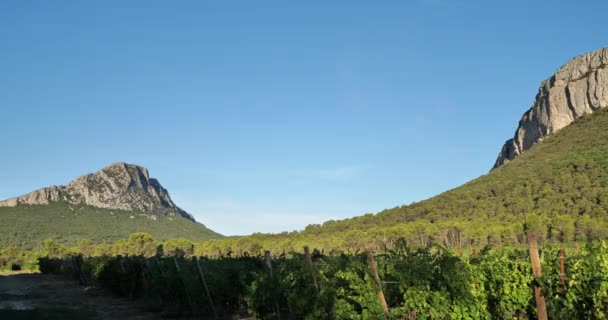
[
  {"left": 494, "top": 47, "right": 608, "bottom": 169},
  {"left": 0, "top": 163, "right": 195, "bottom": 221}
]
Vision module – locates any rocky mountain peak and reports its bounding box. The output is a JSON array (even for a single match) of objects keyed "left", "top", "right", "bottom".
[
  {"left": 493, "top": 47, "right": 608, "bottom": 169},
  {"left": 0, "top": 162, "right": 195, "bottom": 221}
]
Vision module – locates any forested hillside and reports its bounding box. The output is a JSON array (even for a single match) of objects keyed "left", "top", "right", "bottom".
[
  {"left": 0, "top": 162, "right": 223, "bottom": 249},
  {"left": 3, "top": 97, "right": 608, "bottom": 256},
  {"left": 200, "top": 109, "right": 608, "bottom": 255},
  {"left": 0, "top": 203, "right": 222, "bottom": 249}
]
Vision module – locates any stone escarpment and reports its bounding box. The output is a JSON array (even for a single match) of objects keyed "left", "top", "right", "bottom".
[
  {"left": 0, "top": 162, "right": 195, "bottom": 221},
  {"left": 494, "top": 47, "right": 608, "bottom": 169}
]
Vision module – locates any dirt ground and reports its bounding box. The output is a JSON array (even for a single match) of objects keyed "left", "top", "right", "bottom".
[{"left": 0, "top": 272, "right": 163, "bottom": 319}]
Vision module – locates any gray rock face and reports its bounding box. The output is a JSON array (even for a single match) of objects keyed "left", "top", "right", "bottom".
[
  {"left": 494, "top": 47, "right": 608, "bottom": 169},
  {"left": 0, "top": 163, "right": 195, "bottom": 221}
]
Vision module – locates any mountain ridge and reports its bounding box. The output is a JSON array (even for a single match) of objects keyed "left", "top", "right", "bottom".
[
  {"left": 0, "top": 162, "right": 196, "bottom": 221},
  {"left": 494, "top": 46, "right": 608, "bottom": 169}
]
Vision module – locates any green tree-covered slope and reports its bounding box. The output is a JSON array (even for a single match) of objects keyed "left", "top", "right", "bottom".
[
  {"left": 200, "top": 109, "right": 608, "bottom": 254},
  {"left": 4, "top": 109, "right": 608, "bottom": 253},
  {"left": 0, "top": 203, "right": 222, "bottom": 249}
]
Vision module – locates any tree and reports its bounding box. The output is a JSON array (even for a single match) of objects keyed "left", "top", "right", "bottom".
[
  {"left": 124, "top": 233, "right": 159, "bottom": 257},
  {"left": 163, "top": 238, "right": 195, "bottom": 257},
  {"left": 43, "top": 239, "right": 67, "bottom": 258},
  {"left": 76, "top": 239, "right": 96, "bottom": 257},
  {"left": 94, "top": 243, "right": 114, "bottom": 256},
  {"left": 553, "top": 215, "right": 575, "bottom": 243},
  {"left": 525, "top": 214, "right": 547, "bottom": 242},
  {"left": 575, "top": 214, "right": 593, "bottom": 241}
]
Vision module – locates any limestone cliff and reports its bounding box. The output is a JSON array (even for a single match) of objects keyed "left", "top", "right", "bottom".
[
  {"left": 494, "top": 47, "right": 608, "bottom": 169},
  {"left": 0, "top": 163, "right": 195, "bottom": 221}
]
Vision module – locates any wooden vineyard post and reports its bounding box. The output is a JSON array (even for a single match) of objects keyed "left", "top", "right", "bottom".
[
  {"left": 304, "top": 246, "right": 319, "bottom": 291},
  {"left": 118, "top": 255, "right": 126, "bottom": 273},
  {"left": 527, "top": 232, "right": 547, "bottom": 320},
  {"left": 172, "top": 257, "right": 193, "bottom": 312},
  {"left": 559, "top": 248, "right": 566, "bottom": 295},
  {"left": 264, "top": 250, "right": 281, "bottom": 319},
  {"left": 265, "top": 250, "right": 273, "bottom": 273},
  {"left": 173, "top": 257, "right": 181, "bottom": 273},
  {"left": 142, "top": 259, "right": 151, "bottom": 288},
  {"left": 155, "top": 257, "right": 165, "bottom": 277},
  {"left": 365, "top": 248, "right": 389, "bottom": 313},
  {"left": 71, "top": 255, "right": 86, "bottom": 285},
  {"left": 194, "top": 257, "right": 218, "bottom": 320},
  {"left": 154, "top": 257, "right": 169, "bottom": 307},
  {"left": 143, "top": 259, "right": 162, "bottom": 305}
]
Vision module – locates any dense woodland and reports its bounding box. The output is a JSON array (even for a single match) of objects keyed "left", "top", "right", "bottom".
[{"left": 0, "top": 203, "right": 221, "bottom": 249}]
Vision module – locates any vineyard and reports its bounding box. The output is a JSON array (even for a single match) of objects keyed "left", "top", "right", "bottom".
[{"left": 38, "top": 239, "right": 608, "bottom": 319}]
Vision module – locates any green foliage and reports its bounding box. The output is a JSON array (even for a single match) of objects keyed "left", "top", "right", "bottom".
[
  {"left": 541, "top": 242, "right": 608, "bottom": 319},
  {"left": 43, "top": 239, "right": 68, "bottom": 258},
  {"left": 124, "top": 232, "right": 159, "bottom": 257},
  {"left": 0, "top": 203, "right": 222, "bottom": 249},
  {"left": 75, "top": 239, "right": 96, "bottom": 257},
  {"left": 473, "top": 245, "right": 532, "bottom": 318},
  {"left": 36, "top": 234, "right": 608, "bottom": 319},
  {"left": 553, "top": 215, "right": 575, "bottom": 243},
  {"left": 163, "top": 238, "right": 195, "bottom": 257},
  {"left": 0, "top": 246, "right": 39, "bottom": 270},
  {"left": 525, "top": 214, "right": 546, "bottom": 239}
]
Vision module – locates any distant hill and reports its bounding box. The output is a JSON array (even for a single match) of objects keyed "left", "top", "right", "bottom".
[
  {"left": 198, "top": 48, "right": 608, "bottom": 254},
  {"left": 0, "top": 163, "right": 221, "bottom": 248}
]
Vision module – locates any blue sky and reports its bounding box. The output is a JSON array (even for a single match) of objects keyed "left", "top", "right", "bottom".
[{"left": 0, "top": 1, "right": 606, "bottom": 235}]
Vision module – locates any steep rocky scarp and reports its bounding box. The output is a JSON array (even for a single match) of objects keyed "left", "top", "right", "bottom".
[
  {"left": 494, "top": 47, "right": 608, "bottom": 169},
  {"left": 0, "top": 163, "right": 194, "bottom": 221}
]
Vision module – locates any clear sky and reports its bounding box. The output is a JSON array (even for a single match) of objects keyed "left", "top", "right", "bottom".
[{"left": 0, "top": 1, "right": 606, "bottom": 235}]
